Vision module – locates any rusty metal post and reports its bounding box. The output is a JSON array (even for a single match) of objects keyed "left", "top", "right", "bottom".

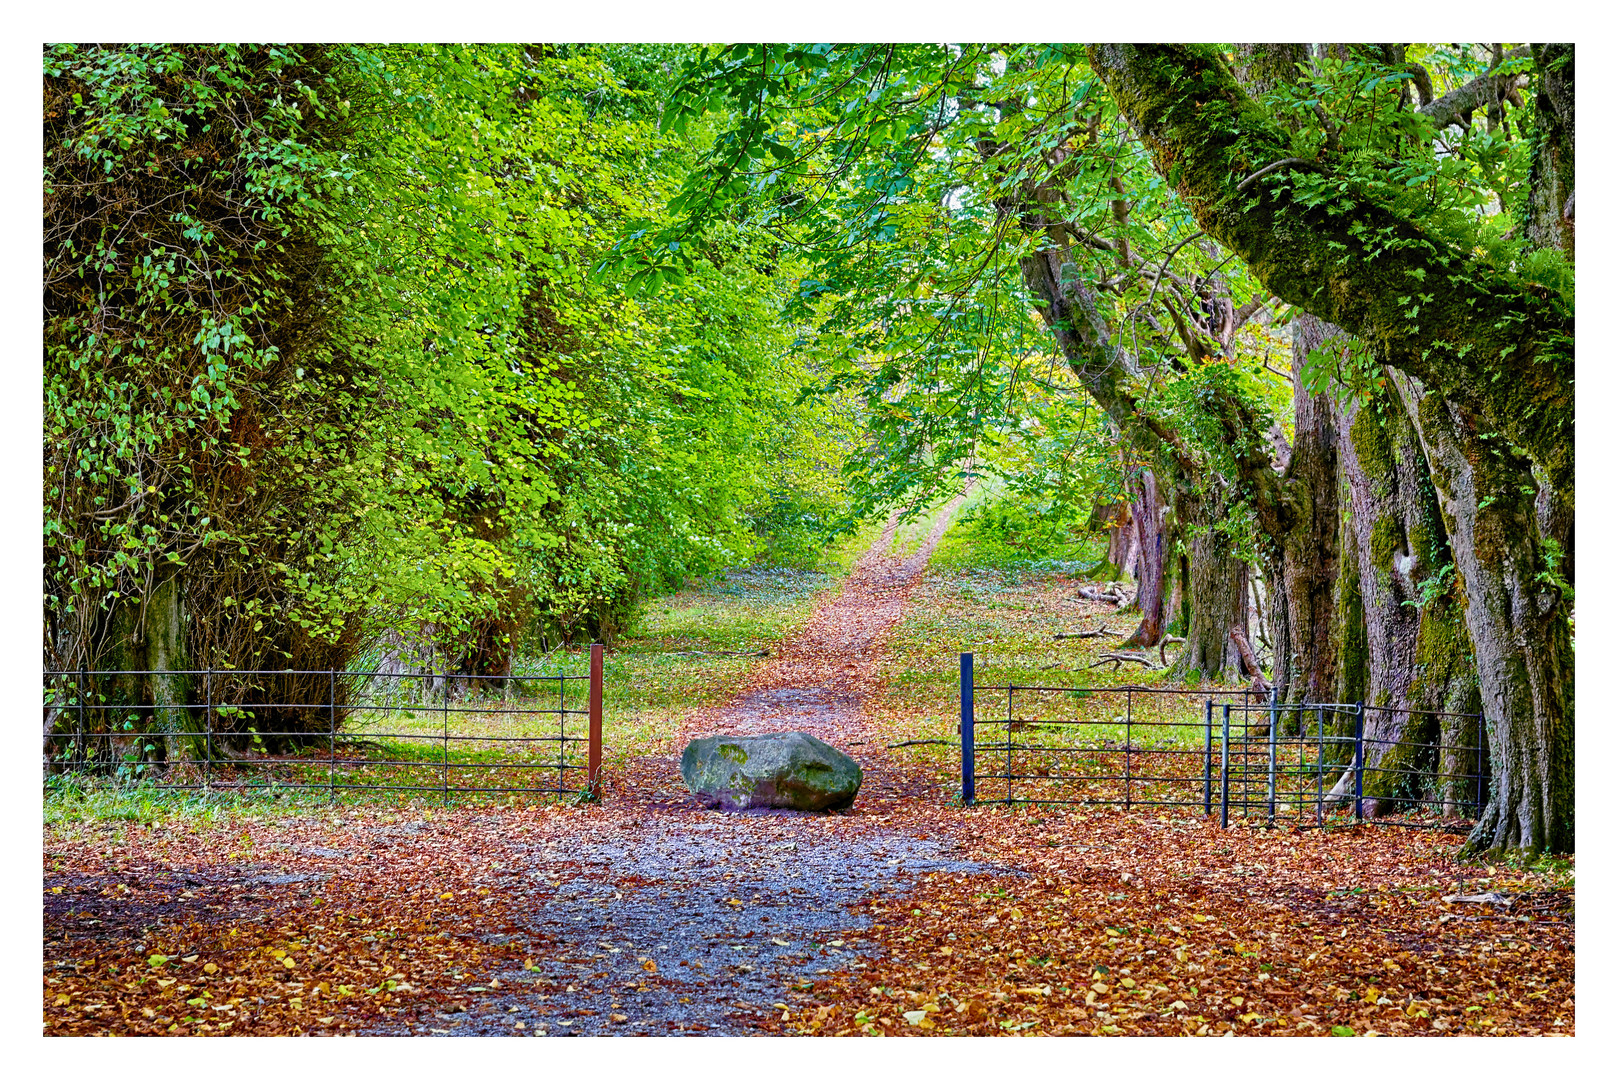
[{"left": 588, "top": 643, "right": 604, "bottom": 797}]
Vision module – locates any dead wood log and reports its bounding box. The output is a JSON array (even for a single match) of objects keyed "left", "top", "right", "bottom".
[
  {"left": 1053, "top": 625, "right": 1119, "bottom": 639},
  {"left": 1229, "top": 628, "right": 1271, "bottom": 692},
  {"left": 1088, "top": 650, "right": 1157, "bottom": 672},
  {"left": 1076, "top": 584, "right": 1131, "bottom": 604}
]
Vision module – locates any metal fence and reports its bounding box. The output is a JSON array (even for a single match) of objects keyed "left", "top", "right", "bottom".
[
  {"left": 959, "top": 653, "right": 1488, "bottom": 830},
  {"left": 42, "top": 645, "right": 605, "bottom": 800}
]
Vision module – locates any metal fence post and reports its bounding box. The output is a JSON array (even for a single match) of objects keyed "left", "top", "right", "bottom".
[
  {"left": 588, "top": 643, "right": 604, "bottom": 797},
  {"left": 1316, "top": 706, "right": 1325, "bottom": 826},
  {"left": 1203, "top": 699, "right": 1213, "bottom": 815},
  {"left": 1267, "top": 687, "right": 1279, "bottom": 824},
  {"left": 76, "top": 663, "right": 87, "bottom": 770},
  {"left": 1353, "top": 701, "right": 1365, "bottom": 822},
  {"left": 1220, "top": 704, "right": 1231, "bottom": 828},
  {"left": 204, "top": 668, "right": 212, "bottom": 791},
  {"left": 442, "top": 663, "right": 450, "bottom": 806},
  {"left": 960, "top": 653, "right": 975, "bottom": 806},
  {"left": 329, "top": 669, "right": 337, "bottom": 803},
  {"left": 1124, "top": 687, "right": 1132, "bottom": 810}
]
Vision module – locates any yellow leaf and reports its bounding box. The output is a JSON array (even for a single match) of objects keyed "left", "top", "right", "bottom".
[
  {"left": 55, "top": 994, "right": 70, "bottom": 1006},
  {"left": 283, "top": 957, "right": 296, "bottom": 969},
  {"left": 204, "top": 963, "right": 219, "bottom": 975}
]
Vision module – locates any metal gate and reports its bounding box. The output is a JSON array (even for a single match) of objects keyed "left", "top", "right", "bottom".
[{"left": 958, "top": 653, "right": 1487, "bottom": 829}]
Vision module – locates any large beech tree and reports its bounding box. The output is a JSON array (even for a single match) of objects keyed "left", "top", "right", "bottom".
[
  {"left": 1088, "top": 44, "right": 1572, "bottom": 852},
  {"left": 638, "top": 42, "right": 1573, "bottom": 853}
]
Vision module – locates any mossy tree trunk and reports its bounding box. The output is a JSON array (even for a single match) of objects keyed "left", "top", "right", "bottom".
[
  {"left": 1090, "top": 44, "right": 1573, "bottom": 501},
  {"left": 1092, "top": 43, "right": 1574, "bottom": 850},
  {"left": 1393, "top": 372, "right": 1573, "bottom": 853},
  {"left": 1270, "top": 314, "right": 1342, "bottom": 704},
  {"left": 1166, "top": 487, "right": 1249, "bottom": 683}
]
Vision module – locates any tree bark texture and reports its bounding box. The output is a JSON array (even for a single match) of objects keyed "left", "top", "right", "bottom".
[
  {"left": 1120, "top": 470, "right": 1167, "bottom": 646},
  {"left": 1392, "top": 371, "right": 1573, "bottom": 853},
  {"left": 1270, "top": 314, "right": 1343, "bottom": 704},
  {"left": 1167, "top": 489, "right": 1249, "bottom": 683},
  {"left": 1525, "top": 44, "right": 1574, "bottom": 258}
]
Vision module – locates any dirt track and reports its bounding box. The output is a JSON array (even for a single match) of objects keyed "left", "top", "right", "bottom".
[{"left": 47, "top": 495, "right": 1000, "bottom": 1037}]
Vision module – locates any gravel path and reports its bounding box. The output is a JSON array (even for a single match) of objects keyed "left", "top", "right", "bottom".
[{"left": 395, "top": 494, "right": 985, "bottom": 1036}]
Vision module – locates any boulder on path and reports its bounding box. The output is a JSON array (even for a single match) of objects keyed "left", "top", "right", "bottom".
[{"left": 680, "top": 732, "right": 862, "bottom": 812}]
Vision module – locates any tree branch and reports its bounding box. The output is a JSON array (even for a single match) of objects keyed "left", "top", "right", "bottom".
[
  {"left": 1089, "top": 43, "right": 1573, "bottom": 500},
  {"left": 1420, "top": 46, "right": 1532, "bottom": 130}
]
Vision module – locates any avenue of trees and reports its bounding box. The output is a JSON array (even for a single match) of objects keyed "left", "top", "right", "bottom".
[{"left": 43, "top": 43, "right": 1573, "bottom": 854}]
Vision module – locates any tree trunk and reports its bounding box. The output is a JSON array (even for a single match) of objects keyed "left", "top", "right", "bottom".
[
  {"left": 1120, "top": 470, "right": 1166, "bottom": 646},
  {"left": 1272, "top": 314, "right": 1342, "bottom": 704},
  {"left": 1089, "top": 44, "right": 1573, "bottom": 499},
  {"left": 1087, "top": 500, "right": 1130, "bottom": 580},
  {"left": 1166, "top": 489, "right": 1249, "bottom": 683},
  {"left": 1332, "top": 497, "right": 1367, "bottom": 707},
  {"left": 1525, "top": 44, "right": 1574, "bottom": 258},
  {"left": 1392, "top": 371, "right": 1574, "bottom": 853}
]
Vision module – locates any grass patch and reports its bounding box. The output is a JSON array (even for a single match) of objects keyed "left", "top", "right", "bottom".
[
  {"left": 869, "top": 504, "right": 1250, "bottom": 799},
  {"left": 45, "top": 524, "right": 883, "bottom": 823}
]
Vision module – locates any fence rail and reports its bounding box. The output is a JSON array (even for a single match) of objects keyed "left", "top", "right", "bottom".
[
  {"left": 43, "top": 644, "right": 606, "bottom": 800},
  {"left": 959, "top": 653, "right": 1487, "bottom": 830}
]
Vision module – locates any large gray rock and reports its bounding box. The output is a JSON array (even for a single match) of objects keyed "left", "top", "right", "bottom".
[{"left": 680, "top": 732, "right": 862, "bottom": 811}]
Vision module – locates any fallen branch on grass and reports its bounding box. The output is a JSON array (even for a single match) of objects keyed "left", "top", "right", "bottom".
[
  {"left": 1088, "top": 651, "right": 1157, "bottom": 671},
  {"left": 667, "top": 649, "right": 769, "bottom": 658},
  {"left": 1158, "top": 635, "right": 1186, "bottom": 666},
  {"left": 886, "top": 739, "right": 954, "bottom": 749},
  {"left": 1074, "top": 585, "right": 1130, "bottom": 604},
  {"left": 1053, "top": 625, "right": 1118, "bottom": 639}
]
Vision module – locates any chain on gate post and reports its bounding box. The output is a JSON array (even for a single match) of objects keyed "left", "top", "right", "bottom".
[
  {"left": 588, "top": 643, "right": 604, "bottom": 798},
  {"left": 1202, "top": 699, "right": 1213, "bottom": 815},
  {"left": 1353, "top": 701, "right": 1365, "bottom": 822},
  {"left": 960, "top": 653, "right": 975, "bottom": 806},
  {"left": 1220, "top": 704, "right": 1231, "bottom": 828}
]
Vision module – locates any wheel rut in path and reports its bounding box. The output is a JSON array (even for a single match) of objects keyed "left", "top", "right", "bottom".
[{"left": 404, "top": 493, "right": 1019, "bottom": 1037}]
